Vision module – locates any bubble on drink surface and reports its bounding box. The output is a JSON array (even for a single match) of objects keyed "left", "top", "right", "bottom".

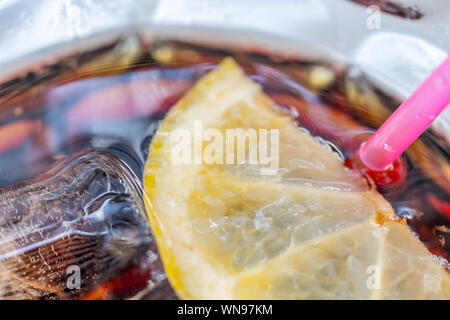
[{"left": 0, "top": 150, "right": 165, "bottom": 299}]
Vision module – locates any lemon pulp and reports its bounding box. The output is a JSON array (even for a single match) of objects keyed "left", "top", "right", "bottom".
[{"left": 143, "top": 58, "right": 450, "bottom": 299}]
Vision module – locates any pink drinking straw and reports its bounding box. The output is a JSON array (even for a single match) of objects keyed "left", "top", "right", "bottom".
[{"left": 359, "top": 55, "right": 450, "bottom": 171}]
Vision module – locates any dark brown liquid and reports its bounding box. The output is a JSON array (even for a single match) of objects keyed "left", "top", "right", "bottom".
[
  {"left": 0, "top": 38, "right": 448, "bottom": 299},
  {"left": 349, "top": 0, "right": 423, "bottom": 19}
]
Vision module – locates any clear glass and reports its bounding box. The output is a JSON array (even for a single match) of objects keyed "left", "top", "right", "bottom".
[{"left": 0, "top": 0, "right": 448, "bottom": 300}]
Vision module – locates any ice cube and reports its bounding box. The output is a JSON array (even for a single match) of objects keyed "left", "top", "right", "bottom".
[{"left": 0, "top": 150, "right": 164, "bottom": 299}]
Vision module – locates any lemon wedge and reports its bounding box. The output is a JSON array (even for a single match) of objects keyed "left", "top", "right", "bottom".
[{"left": 143, "top": 58, "right": 450, "bottom": 299}]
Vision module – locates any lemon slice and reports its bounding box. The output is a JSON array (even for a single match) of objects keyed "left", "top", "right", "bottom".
[{"left": 143, "top": 58, "right": 450, "bottom": 299}]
